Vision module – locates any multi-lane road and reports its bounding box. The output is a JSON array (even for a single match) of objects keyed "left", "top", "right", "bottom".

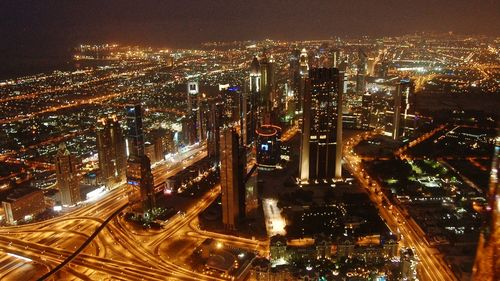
[
  {"left": 0, "top": 144, "right": 232, "bottom": 281},
  {"left": 343, "top": 130, "right": 458, "bottom": 281}
]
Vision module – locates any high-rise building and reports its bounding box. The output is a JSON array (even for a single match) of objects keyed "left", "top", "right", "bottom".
[
  {"left": 186, "top": 79, "right": 202, "bottom": 144},
  {"left": 96, "top": 115, "right": 126, "bottom": 188},
  {"left": 472, "top": 135, "right": 499, "bottom": 281},
  {"left": 220, "top": 127, "right": 246, "bottom": 230},
  {"left": 125, "top": 104, "right": 155, "bottom": 213},
  {"left": 392, "top": 78, "right": 415, "bottom": 139},
  {"left": 299, "top": 68, "right": 343, "bottom": 183},
  {"left": 356, "top": 49, "right": 367, "bottom": 95},
  {"left": 256, "top": 125, "right": 281, "bottom": 170},
  {"left": 331, "top": 49, "right": 341, "bottom": 68},
  {"left": 125, "top": 104, "right": 145, "bottom": 157},
  {"left": 288, "top": 49, "right": 301, "bottom": 116},
  {"left": 361, "top": 93, "right": 373, "bottom": 129},
  {"left": 296, "top": 48, "right": 309, "bottom": 114},
  {"left": 55, "top": 143, "right": 81, "bottom": 206},
  {"left": 250, "top": 56, "right": 261, "bottom": 93},
  {"left": 259, "top": 53, "right": 276, "bottom": 115},
  {"left": 207, "top": 100, "right": 223, "bottom": 162},
  {"left": 240, "top": 91, "right": 258, "bottom": 146}
]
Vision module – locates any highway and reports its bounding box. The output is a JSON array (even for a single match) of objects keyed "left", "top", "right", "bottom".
[
  {"left": 343, "top": 130, "right": 458, "bottom": 281},
  {"left": 0, "top": 143, "right": 227, "bottom": 281}
]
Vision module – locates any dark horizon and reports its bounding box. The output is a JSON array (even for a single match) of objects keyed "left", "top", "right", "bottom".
[{"left": 1, "top": 0, "right": 499, "bottom": 79}]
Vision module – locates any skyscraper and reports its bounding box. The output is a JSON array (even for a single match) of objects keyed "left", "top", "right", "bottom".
[
  {"left": 259, "top": 53, "right": 276, "bottom": 116},
  {"left": 220, "top": 127, "right": 246, "bottom": 230},
  {"left": 472, "top": 135, "right": 499, "bottom": 280},
  {"left": 207, "top": 100, "right": 223, "bottom": 162},
  {"left": 296, "top": 48, "right": 309, "bottom": 114},
  {"left": 249, "top": 56, "right": 261, "bottom": 93},
  {"left": 361, "top": 92, "right": 373, "bottom": 129},
  {"left": 125, "top": 104, "right": 155, "bottom": 213},
  {"left": 392, "top": 78, "right": 415, "bottom": 139},
  {"left": 125, "top": 104, "right": 145, "bottom": 157},
  {"left": 55, "top": 143, "right": 80, "bottom": 206},
  {"left": 96, "top": 115, "right": 126, "bottom": 188},
  {"left": 186, "top": 79, "right": 201, "bottom": 144},
  {"left": 299, "top": 68, "right": 343, "bottom": 183},
  {"left": 356, "top": 49, "right": 367, "bottom": 95}
]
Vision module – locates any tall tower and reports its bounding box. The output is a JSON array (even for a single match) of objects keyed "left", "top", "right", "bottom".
[
  {"left": 207, "top": 100, "right": 223, "bottom": 163},
  {"left": 125, "top": 104, "right": 145, "bottom": 157},
  {"left": 356, "top": 49, "right": 367, "bottom": 95},
  {"left": 249, "top": 56, "right": 261, "bottom": 93},
  {"left": 361, "top": 93, "right": 373, "bottom": 129},
  {"left": 472, "top": 134, "right": 500, "bottom": 280},
  {"left": 55, "top": 143, "right": 80, "bottom": 205},
  {"left": 299, "top": 68, "right": 343, "bottom": 184},
  {"left": 392, "top": 78, "right": 414, "bottom": 139},
  {"left": 96, "top": 115, "right": 126, "bottom": 188},
  {"left": 220, "top": 127, "right": 246, "bottom": 230},
  {"left": 296, "top": 48, "right": 309, "bottom": 114},
  {"left": 125, "top": 104, "right": 155, "bottom": 213},
  {"left": 187, "top": 79, "right": 202, "bottom": 144}
]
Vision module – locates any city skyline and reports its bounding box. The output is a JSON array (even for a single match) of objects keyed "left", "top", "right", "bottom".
[
  {"left": 0, "top": 3, "right": 498, "bottom": 280},
  {"left": 1, "top": 1, "right": 500, "bottom": 78}
]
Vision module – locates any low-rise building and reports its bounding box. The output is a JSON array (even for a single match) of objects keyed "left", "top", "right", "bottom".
[{"left": 2, "top": 188, "right": 46, "bottom": 225}]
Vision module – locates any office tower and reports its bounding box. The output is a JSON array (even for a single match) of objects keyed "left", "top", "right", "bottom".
[
  {"left": 259, "top": 53, "right": 275, "bottom": 115},
  {"left": 296, "top": 48, "right": 309, "bottom": 114},
  {"left": 331, "top": 49, "right": 340, "bottom": 68},
  {"left": 96, "top": 115, "right": 126, "bottom": 188},
  {"left": 256, "top": 125, "right": 281, "bottom": 170},
  {"left": 249, "top": 56, "right": 261, "bottom": 93},
  {"left": 289, "top": 49, "right": 301, "bottom": 115},
  {"left": 186, "top": 79, "right": 202, "bottom": 144},
  {"left": 240, "top": 91, "right": 258, "bottom": 146},
  {"left": 55, "top": 143, "right": 81, "bottom": 205},
  {"left": 207, "top": 101, "right": 223, "bottom": 162},
  {"left": 220, "top": 127, "right": 246, "bottom": 230},
  {"left": 361, "top": 93, "right": 373, "bottom": 129},
  {"left": 125, "top": 104, "right": 155, "bottom": 213},
  {"left": 125, "top": 104, "right": 145, "bottom": 157},
  {"left": 299, "top": 68, "right": 343, "bottom": 183},
  {"left": 472, "top": 135, "right": 499, "bottom": 281},
  {"left": 392, "top": 78, "right": 415, "bottom": 139},
  {"left": 356, "top": 49, "right": 367, "bottom": 95}
]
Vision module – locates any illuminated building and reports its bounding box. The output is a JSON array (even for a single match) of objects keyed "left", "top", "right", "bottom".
[
  {"left": 125, "top": 104, "right": 155, "bottom": 213},
  {"left": 96, "top": 115, "right": 126, "bottom": 188},
  {"left": 259, "top": 53, "right": 275, "bottom": 113},
  {"left": 299, "top": 68, "right": 343, "bottom": 183},
  {"left": 256, "top": 125, "right": 281, "bottom": 170},
  {"left": 186, "top": 79, "right": 201, "bottom": 144},
  {"left": 220, "top": 127, "right": 246, "bottom": 230},
  {"left": 361, "top": 92, "right": 373, "bottom": 129},
  {"left": 207, "top": 101, "right": 223, "bottom": 161},
  {"left": 125, "top": 104, "right": 145, "bottom": 157},
  {"left": 296, "top": 48, "right": 309, "bottom": 114},
  {"left": 2, "top": 188, "right": 45, "bottom": 225},
  {"left": 55, "top": 143, "right": 81, "bottom": 206},
  {"left": 288, "top": 49, "right": 301, "bottom": 115},
  {"left": 249, "top": 56, "right": 261, "bottom": 93},
  {"left": 472, "top": 135, "right": 500, "bottom": 281},
  {"left": 392, "top": 78, "right": 415, "bottom": 139},
  {"left": 240, "top": 91, "right": 258, "bottom": 146},
  {"left": 400, "top": 248, "right": 418, "bottom": 280},
  {"left": 355, "top": 49, "right": 367, "bottom": 95},
  {"left": 331, "top": 49, "right": 341, "bottom": 68}
]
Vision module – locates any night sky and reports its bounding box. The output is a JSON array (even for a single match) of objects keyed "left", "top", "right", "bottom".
[{"left": 1, "top": 0, "right": 499, "bottom": 77}]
